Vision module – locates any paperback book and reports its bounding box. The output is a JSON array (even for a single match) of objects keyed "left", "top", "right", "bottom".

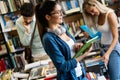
[
  {"left": 73, "top": 36, "right": 99, "bottom": 58},
  {"left": 80, "top": 25, "right": 102, "bottom": 39}
]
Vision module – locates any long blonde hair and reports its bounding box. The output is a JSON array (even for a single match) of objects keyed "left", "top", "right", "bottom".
[{"left": 82, "top": 0, "right": 113, "bottom": 28}]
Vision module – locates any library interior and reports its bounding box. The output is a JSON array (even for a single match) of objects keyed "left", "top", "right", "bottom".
[{"left": 0, "top": 0, "right": 120, "bottom": 80}]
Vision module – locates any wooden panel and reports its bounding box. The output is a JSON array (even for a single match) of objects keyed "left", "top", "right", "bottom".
[
  {"left": 7, "top": 30, "right": 18, "bottom": 37},
  {"left": 109, "top": 3, "right": 120, "bottom": 10},
  {"left": 63, "top": 13, "right": 83, "bottom": 23}
]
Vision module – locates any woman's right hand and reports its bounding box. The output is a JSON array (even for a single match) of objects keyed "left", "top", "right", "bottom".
[{"left": 76, "top": 44, "right": 93, "bottom": 62}]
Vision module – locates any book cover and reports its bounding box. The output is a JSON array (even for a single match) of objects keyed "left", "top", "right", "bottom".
[
  {"left": 66, "top": 1, "right": 72, "bottom": 10},
  {"left": 0, "top": 58, "right": 6, "bottom": 72},
  {"left": 74, "top": 0, "right": 79, "bottom": 8},
  {"left": 0, "top": 13, "right": 19, "bottom": 30},
  {"left": 4, "top": 0, "right": 11, "bottom": 12},
  {"left": 14, "top": 55, "right": 21, "bottom": 69},
  {"left": 60, "top": 1, "right": 68, "bottom": 12},
  {"left": 10, "top": 54, "right": 16, "bottom": 68},
  {"left": 7, "top": 39, "right": 15, "bottom": 52},
  {"left": 0, "top": 1, "right": 8, "bottom": 14},
  {"left": 1, "top": 69, "right": 12, "bottom": 80},
  {"left": 73, "top": 36, "right": 99, "bottom": 58},
  {"left": 80, "top": 25, "right": 102, "bottom": 39},
  {"left": 4, "top": 57, "right": 12, "bottom": 69}
]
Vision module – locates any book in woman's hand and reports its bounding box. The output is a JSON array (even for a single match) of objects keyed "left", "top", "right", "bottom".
[{"left": 73, "top": 36, "right": 99, "bottom": 58}]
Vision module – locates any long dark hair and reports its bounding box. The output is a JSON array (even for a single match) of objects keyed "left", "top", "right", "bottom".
[{"left": 35, "top": 0, "right": 58, "bottom": 38}]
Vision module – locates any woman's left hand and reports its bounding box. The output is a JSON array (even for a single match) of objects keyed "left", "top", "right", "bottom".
[
  {"left": 74, "top": 42, "right": 83, "bottom": 53},
  {"left": 103, "top": 53, "right": 110, "bottom": 65}
]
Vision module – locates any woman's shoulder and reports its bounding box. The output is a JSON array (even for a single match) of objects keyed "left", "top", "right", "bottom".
[
  {"left": 107, "top": 9, "right": 114, "bottom": 14},
  {"left": 43, "top": 32, "right": 57, "bottom": 41},
  {"left": 107, "top": 9, "right": 117, "bottom": 19}
]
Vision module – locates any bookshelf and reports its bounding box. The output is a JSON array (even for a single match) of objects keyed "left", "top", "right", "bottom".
[
  {"left": 0, "top": 0, "right": 45, "bottom": 72},
  {"left": 0, "top": 24, "right": 14, "bottom": 71},
  {"left": 0, "top": 0, "right": 28, "bottom": 71},
  {"left": 59, "top": 0, "right": 85, "bottom": 38}
]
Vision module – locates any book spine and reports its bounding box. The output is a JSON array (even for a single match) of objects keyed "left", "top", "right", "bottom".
[
  {"left": 0, "top": 58, "right": 6, "bottom": 72},
  {"left": 0, "top": 1, "right": 8, "bottom": 14},
  {"left": 10, "top": 54, "right": 16, "bottom": 68},
  {"left": 66, "top": 1, "right": 72, "bottom": 10}
]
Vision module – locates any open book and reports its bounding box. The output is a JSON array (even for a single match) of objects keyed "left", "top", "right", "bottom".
[{"left": 73, "top": 36, "right": 99, "bottom": 58}]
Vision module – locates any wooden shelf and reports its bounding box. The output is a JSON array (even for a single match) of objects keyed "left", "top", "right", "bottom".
[
  {"left": 109, "top": 3, "right": 120, "bottom": 10},
  {"left": 64, "top": 8, "right": 81, "bottom": 15},
  {"left": 63, "top": 13, "right": 83, "bottom": 23}
]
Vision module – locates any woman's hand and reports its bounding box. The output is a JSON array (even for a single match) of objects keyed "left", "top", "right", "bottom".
[
  {"left": 76, "top": 44, "right": 92, "bottom": 62},
  {"left": 102, "top": 53, "right": 110, "bottom": 66},
  {"left": 74, "top": 42, "right": 83, "bottom": 53}
]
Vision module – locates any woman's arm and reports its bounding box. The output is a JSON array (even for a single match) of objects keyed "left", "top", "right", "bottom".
[{"left": 103, "top": 12, "right": 119, "bottom": 65}]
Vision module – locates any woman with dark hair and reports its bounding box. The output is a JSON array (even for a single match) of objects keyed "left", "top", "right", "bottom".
[{"left": 35, "top": 1, "right": 91, "bottom": 80}]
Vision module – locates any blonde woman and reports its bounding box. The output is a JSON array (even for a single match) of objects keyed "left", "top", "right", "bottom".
[{"left": 83, "top": 0, "right": 120, "bottom": 80}]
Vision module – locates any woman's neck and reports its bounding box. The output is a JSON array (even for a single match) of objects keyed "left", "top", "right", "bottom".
[{"left": 49, "top": 24, "right": 60, "bottom": 30}]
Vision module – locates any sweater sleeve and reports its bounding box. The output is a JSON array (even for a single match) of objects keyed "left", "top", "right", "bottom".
[
  {"left": 43, "top": 34, "right": 77, "bottom": 73},
  {"left": 16, "top": 20, "right": 32, "bottom": 46}
]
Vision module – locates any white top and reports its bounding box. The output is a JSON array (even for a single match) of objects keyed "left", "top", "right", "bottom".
[
  {"left": 16, "top": 16, "right": 46, "bottom": 57},
  {"left": 97, "top": 10, "right": 119, "bottom": 44},
  {"left": 65, "top": 38, "right": 82, "bottom": 77}
]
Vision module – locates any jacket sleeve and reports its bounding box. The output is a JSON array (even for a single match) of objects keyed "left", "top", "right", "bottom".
[
  {"left": 43, "top": 35, "right": 77, "bottom": 73},
  {"left": 16, "top": 21, "right": 32, "bottom": 46}
]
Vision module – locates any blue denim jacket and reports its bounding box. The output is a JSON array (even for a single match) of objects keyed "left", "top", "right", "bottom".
[{"left": 42, "top": 25, "right": 86, "bottom": 80}]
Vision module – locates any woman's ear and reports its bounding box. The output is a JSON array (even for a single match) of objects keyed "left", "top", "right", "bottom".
[{"left": 45, "top": 15, "right": 51, "bottom": 21}]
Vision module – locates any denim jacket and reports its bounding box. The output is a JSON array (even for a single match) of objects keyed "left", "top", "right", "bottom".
[{"left": 42, "top": 24, "right": 86, "bottom": 80}]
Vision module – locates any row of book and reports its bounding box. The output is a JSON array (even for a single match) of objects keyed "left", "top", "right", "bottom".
[
  {"left": 60, "top": 0, "right": 120, "bottom": 14},
  {"left": 84, "top": 52, "right": 110, "bottom": 79},
  {"left": 7, "top": 36, "right": 23, "bottom": 53},
  {"left": 86, "top": 72, "right": 107, "bottom": 80},
  {"left": 0, "top": 0, "right": 24, "bottom": 14},
  {"left": 0, "top": 69, "right": 12, "bottom": 80},
  {"left": 0, "top": 12, "right": 19, "bottom": 32},
  {"left": 10, "top": 54, "right": 25, "bottom": 71},
  {"left": 0, "top": 57, "right": 12, "bottom": 72},
  {"left": 28, "top": 65, "right": 56, "bottom": 79},
  {"left": 60, "top": 0, "right": 84, "bottom": 14},
  {"left": 67, "top": 18, "right": 84, "bottom": 36}
]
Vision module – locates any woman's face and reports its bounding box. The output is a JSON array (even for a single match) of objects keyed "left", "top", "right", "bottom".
[
  {"left": 47, "top": 4, "right": 63, "bottom": 24},
  {"left": 85, "top": 5, "right": 100, "bottom": 16}
]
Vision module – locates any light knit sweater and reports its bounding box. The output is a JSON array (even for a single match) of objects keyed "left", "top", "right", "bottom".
[{"left": 16, "top": 16, "right": 46, "bottom": 57}]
